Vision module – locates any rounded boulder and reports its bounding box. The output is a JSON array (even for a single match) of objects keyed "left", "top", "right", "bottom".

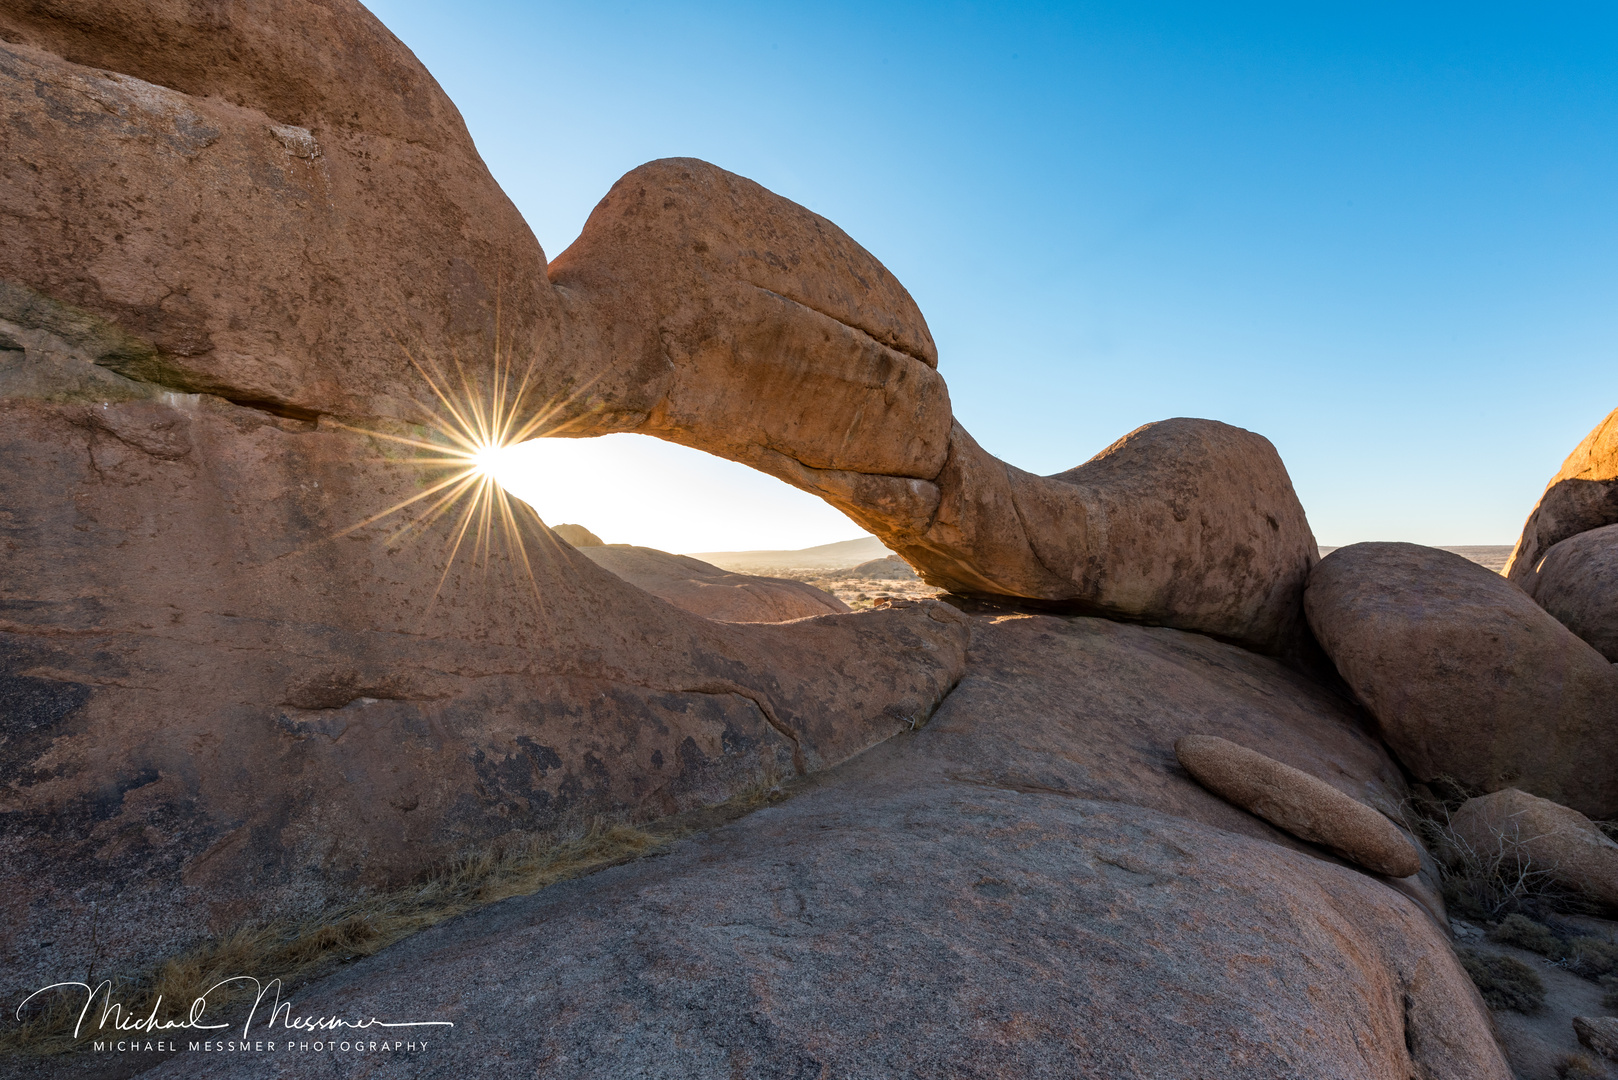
[
  {"left": 1449, "top": 788, "right": 1618, "bottom": 913},
  {"left": 1305, "top": 542, "right": 1618, "bottom": 818},
  {"left": 1526, "top": 522, "right": 1618, "bottom": 662}
]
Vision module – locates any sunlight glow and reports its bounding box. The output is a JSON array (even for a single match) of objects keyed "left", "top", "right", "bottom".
[
  {"left": 470, "top": 440, "right": 516, "bottom": 482},
  {"left": 320, "top": 330, "right": 607, "bottom": 616},
  {"left": 317, "top": 328, "right": 865, "bottom": 616},
  {"left": 493, "top": 433, "right": 868, "bottom": 554}
]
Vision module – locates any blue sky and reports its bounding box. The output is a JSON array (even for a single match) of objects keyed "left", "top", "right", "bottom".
[{"left": 370, "top": 0, "right": 1618, "bottom": 549}]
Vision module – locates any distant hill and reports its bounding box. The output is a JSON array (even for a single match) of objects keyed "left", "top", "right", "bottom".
[
  {"left": 687, "top": 535, "right": 893, "bottom": 572},
  {"left": 1318, "top": 545, "right": 1513, "bottom": 573}
]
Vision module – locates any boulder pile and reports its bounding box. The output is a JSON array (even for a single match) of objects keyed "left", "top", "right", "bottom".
[{"left": 1304, "top": 542, "right": 1618, "bottom": 818}]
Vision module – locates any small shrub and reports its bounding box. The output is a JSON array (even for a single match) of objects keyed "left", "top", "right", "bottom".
[
  {"left": 1489, "top": 913, "right": 1564, "bottom": 956},
  {"left": 1568, "top": 937, "right": 1618, "bottom": 980},
  {"left": 1600, "top": 974, "right": 1618, "bottom": 1012},
  {"left": 1557, "top": 1053, "right": 1606, "bottom": 1080},
  {"left": 1397, "top": 795, "right": 1571, "bottom": 920},
  {"left": 1458, "top": 948, "right": 1546, "bottom": 1013}
]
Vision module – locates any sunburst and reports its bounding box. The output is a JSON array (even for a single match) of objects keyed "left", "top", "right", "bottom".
[{"left": 319, "top": 328, "right": 600, "bottom": 617}]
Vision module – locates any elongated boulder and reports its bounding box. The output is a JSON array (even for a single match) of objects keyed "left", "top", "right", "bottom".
[
  {"left": 1506, "top": 407, "right": 1618, "bottom": 583},
  {"left": 1450, "top": 788, "right": 1618, "bottom": 912},
  {"left": 1175, "top": 734, "right": 1420, "bottom": 877},
  {"left": 576, "top": 545, "right": 849, "bottom": 622},
  {"left": 1305, "top": 543, "right": 1618, "bottom": 818},
  {"left": 1526, "top": 522, "right": 1618, "bottom": 661}
]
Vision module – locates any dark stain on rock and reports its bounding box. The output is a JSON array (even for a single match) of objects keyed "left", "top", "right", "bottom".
[
  {"left": 0, "top": 671, "right": 91, "bottom": 736},
  {"left": 514, "top": 736, "right": 562, "bottom": 774},
  {"left": 973, "top": 878, "right": 1013, "bottom": 900},
  {"left": 0, "top": 670, "right": 92, "bottom": 785},
  {"left": 677, "top": 736, "right": 709, "bottom": 774}
]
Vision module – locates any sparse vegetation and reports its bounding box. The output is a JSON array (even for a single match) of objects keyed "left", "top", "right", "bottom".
[
  {"left": 1489, "top": 913, "right": 1564, "bottom": 956},
  {"left": 1398, "top": 782, "right": 1571, "bottom": 920},
  {"left": 769, "top": 566, "right": 945, "bottom": 610},
  {"left": 1568, "top": 936, "right": 1618, "bottom": 981},
  {"left": 1457, "top": 948, "right": 1546, "bottom": 1013},
  {"left": 1399, "top": 787, "right": 1618, "bottom": 1026},
  {"left": 1557, "top": 1053, "right": 1607, "bottom": 1080},
  {"left": 7, "top": 766, "right": 803, "bottom": 1060}
]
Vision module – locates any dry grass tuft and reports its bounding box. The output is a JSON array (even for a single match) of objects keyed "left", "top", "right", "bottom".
[
  {"left": 1557, "top": 1053, "right": 1607, "bottom": 1080},
  {"left": 1489, "top": 913, "right": 1564, "bottom": 956},
  {"left": 4, "top": 820, "right": 669, "bottom": 1057},
  {"left": 1568, "top": 937, "right": 1618, "bottom": 981},
  {"left": 1601, "top": 974, "right": 1618, "bottom": 1012},
  {"left": 1457, "top": 948, "right": 1546, "bottom": 1013}
]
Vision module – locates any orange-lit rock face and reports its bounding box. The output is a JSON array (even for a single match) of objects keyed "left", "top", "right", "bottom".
[
  {"left": 1505, "top": 407, "right": 1618, "bottom": 582},
  {"left": 551, "top": 159, "right": 1321, "bottom": 656},
  {"left": 0, "top": 10, "right": 562, "bottom": 422},
  {"left": 1, "top": 10, "right": 1319, "bottom": 656}
]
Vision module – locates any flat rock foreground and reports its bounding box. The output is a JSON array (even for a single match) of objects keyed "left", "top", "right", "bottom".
[{"left": 2, "top": 3, "right": 1617, "bottom": 1078}]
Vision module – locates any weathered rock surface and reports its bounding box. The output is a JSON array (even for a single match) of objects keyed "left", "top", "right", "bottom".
[
  {"left": 1451, "top": 788, "right": 1618, "bottom": 912},
  {"left": 576, "top": 545, "right": 850, "bottom": 622},
  {"left": 0, "top": 4, "right": 561, "bottom": 423},
  {"left": 1305, "top": 542, "right": 1618, "bottom": 818},
  {"left": 1575, "top": 1015, "right": 1618, "bottom": 1060},
  {"left": 140, "top": 614, "right": 1505, "bottom": 1080},
  {"left": 1506, "top": 407, "right": 1618, "bottom": 583},
  {"left": 550, "top": 522, "right": 603, "bottom": 547},
  {"left": 0, "top": 0, "right": 1309, "bottom": 1001},
  {"left": 1175, "top": 734, "right": 1420, "bottom": 877},
  {"left": 1526, "top": 522, "right": 1618, "bottom": 661},
  {"left": 0, "top": 393, "right": 968, "bottom": 1004}
]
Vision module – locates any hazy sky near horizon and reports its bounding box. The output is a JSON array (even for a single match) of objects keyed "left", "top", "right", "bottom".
[{"left": 370, "top": 0, "right": 1618, "bottom": 551}]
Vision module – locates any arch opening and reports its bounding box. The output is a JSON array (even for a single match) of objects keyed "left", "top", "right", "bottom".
[{"left": 490, "top": 433, "right": 942, "bottom": 611}]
